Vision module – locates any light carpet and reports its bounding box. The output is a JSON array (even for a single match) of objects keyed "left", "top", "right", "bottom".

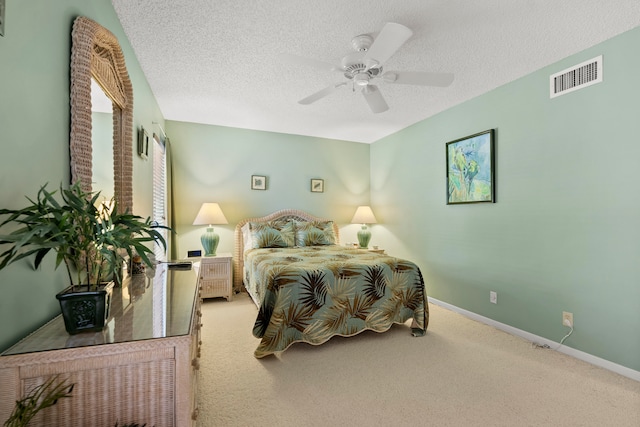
[{"left": 197, "top": 293, "right": 639, "bottom": 426}]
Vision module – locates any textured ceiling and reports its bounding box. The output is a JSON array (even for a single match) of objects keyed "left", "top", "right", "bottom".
[{"left": 111, "top": 0, "right": 640, "bottom": 143}]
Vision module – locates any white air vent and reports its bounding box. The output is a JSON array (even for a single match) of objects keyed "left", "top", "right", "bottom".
[{"left": 550, "top": 55, "right": 602, "bottom": 98}]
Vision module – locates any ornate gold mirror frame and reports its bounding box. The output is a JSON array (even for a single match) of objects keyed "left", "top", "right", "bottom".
[{"left": 70, "top": 16, "right": 133, "bottom": 211}]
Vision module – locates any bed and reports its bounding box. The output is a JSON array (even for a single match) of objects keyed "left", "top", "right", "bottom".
[{"left": 233, "top": 209, "right": 428, "bottom": 358}]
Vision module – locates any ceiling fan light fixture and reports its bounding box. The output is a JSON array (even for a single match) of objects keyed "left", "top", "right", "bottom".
[{"left": 354, "top": 72, "right": 370, "bottom": 86}]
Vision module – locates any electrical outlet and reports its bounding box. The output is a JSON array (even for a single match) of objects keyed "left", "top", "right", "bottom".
[
  {"left": 489, "top": 291, "right": 497, "bottom": 304},
  {"left": 562, "top": 311, "right": 573, "bottom": 328}
]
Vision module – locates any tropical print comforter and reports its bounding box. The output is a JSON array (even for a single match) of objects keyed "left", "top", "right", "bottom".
[{"left": 244, "top": 245, "right": 428, "bottom": 358}]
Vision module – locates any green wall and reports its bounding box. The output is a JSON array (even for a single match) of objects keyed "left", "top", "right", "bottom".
[
  {"left": 371, "top": 27, "right": 640, "bottom": 371},
  {"left": 0, "top": 0, "right": 164, "bottom": 351},
  {"left": 166, "top": 121, "right": 371, "bottom": 258}
]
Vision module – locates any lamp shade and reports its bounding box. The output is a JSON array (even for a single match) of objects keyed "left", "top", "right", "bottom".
[
  {"left": 193, "top": 203, "right": 228, "bottom": 226},
  {"left": 193, "top": 203, "right": 228, "bottom": 257},
  {"left": 351, "top": 206, "right": 377, "bottom": 224}
]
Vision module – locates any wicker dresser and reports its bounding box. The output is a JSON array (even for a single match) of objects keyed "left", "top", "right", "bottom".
[{"left": 0, "top": 264, "right": 202, "bottom": 427}]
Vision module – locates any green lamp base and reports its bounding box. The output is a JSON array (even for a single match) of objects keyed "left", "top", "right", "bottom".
[
  {"left": 201, "top": 226, "right": 220, "bottom": 256},
  {"left": 357, "top": 225, "right": 371, "bottom": 249}
]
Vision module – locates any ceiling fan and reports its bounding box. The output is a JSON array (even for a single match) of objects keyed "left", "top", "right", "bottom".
[{"left": 283, "top": 22, "right": 454, "bottom": 114}]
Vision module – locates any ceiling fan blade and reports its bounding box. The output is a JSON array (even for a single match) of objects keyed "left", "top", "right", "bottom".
[
  {"left": 383, "top": 71, "right": 454, "bottom": 87},
  {"left": 299, "top": 82, "right": 346, "bottom": 105},
  {"left": 362, "top": 85, "right": 389, "bottom": 113},
  {"left": 363, "top": 22, "right": 413, "bottom": 68},
  {"left": 280, "top": 53, "right": 341, "bottom": 72}
]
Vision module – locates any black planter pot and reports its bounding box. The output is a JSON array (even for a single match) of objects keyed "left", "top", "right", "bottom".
[{"left": 56, "top": 282, "right": 114, "bottom": 335}]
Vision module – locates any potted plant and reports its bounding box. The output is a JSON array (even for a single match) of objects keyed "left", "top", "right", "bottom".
[{"left": 0, "top": 182, "right": 168, "bottom": 334}]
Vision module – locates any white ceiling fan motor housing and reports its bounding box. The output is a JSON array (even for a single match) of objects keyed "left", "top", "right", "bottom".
[
  {"left": 342, "top": 39, "right": 383, "bottom": 84},
  {"left": 351, "top": 34, "right": 373, "bottom": 52}
]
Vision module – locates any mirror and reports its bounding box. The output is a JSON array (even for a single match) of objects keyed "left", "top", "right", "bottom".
[
  {"left": 70, "top": 17, "right": 133, "bottom": 211},
  {"left": 91, "top": 78, "right": 114, "bottom": 202}
]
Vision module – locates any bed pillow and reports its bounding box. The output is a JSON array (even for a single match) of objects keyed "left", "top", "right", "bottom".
[
  {"left": 294, "top": 220, "right": 336, "bottom": 246},
  {"left": 249, "top": 219, "right": 295, "bottom": 248}
]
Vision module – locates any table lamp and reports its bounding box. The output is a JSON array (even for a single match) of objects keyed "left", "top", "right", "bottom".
[
  {"left": 351, "top": 206, "right": 377, "bottom": 249},
  {"left": 193, "top": 203, "right": 228, "bottom": 256}
]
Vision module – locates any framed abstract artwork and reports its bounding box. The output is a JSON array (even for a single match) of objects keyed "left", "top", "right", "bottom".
[
  {"left": 310, "top": 179, "right": 324, "bottom": 193},
  {"left": 446, "top": 129, "right": 495, "bottom": 204},
  {"left": 251, "top": 175, "right": 266, "bottom": 190}
]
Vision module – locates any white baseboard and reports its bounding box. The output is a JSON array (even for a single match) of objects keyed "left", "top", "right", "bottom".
[{"left": 428, "top": 297, "right": 640, "bottom": 382}]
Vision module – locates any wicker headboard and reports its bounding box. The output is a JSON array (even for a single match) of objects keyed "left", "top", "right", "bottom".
[{"left": 232, "top": 209, "right": 340, "bottom": 291}]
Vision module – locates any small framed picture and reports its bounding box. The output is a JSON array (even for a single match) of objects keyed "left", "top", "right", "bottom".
[
  {"left": 0, "top": 0, "right": 5, "bottom": 37},
  {"left": 137, "top": 127, "right": 149, "bottom": 159},
  {"left": 251, "top": 175, "right": 267, "bottom": 190},
  {"left": 310, "top": 179, "right": 324, "bottom": 193}
]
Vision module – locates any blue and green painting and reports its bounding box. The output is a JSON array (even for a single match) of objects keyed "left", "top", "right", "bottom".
[{"left": 447, "top": 131, "right": 493, "bottom": 203}]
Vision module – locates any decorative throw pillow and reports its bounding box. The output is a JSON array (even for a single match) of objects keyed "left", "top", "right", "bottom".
[
  {"left": 250, "top": 219, "right": 295, "bottom": 248},
  {"left": 294, "top": 220, "right": 336, "bottom": 246}
]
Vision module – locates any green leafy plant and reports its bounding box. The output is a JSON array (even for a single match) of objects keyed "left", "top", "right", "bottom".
[
  {"left": 0, "top": 182, "right": 168, "bottom": 290},
  {"left": 4, "top": 376, "right": 74, "bottom": 427}
]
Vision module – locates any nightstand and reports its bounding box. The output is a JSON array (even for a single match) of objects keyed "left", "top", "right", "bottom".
[
  {"left": 195, "top": 253, "right": 233, "bottom": 301},
  {"left": 368, "top": 248, "right": 385, "bottom": 254}
]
